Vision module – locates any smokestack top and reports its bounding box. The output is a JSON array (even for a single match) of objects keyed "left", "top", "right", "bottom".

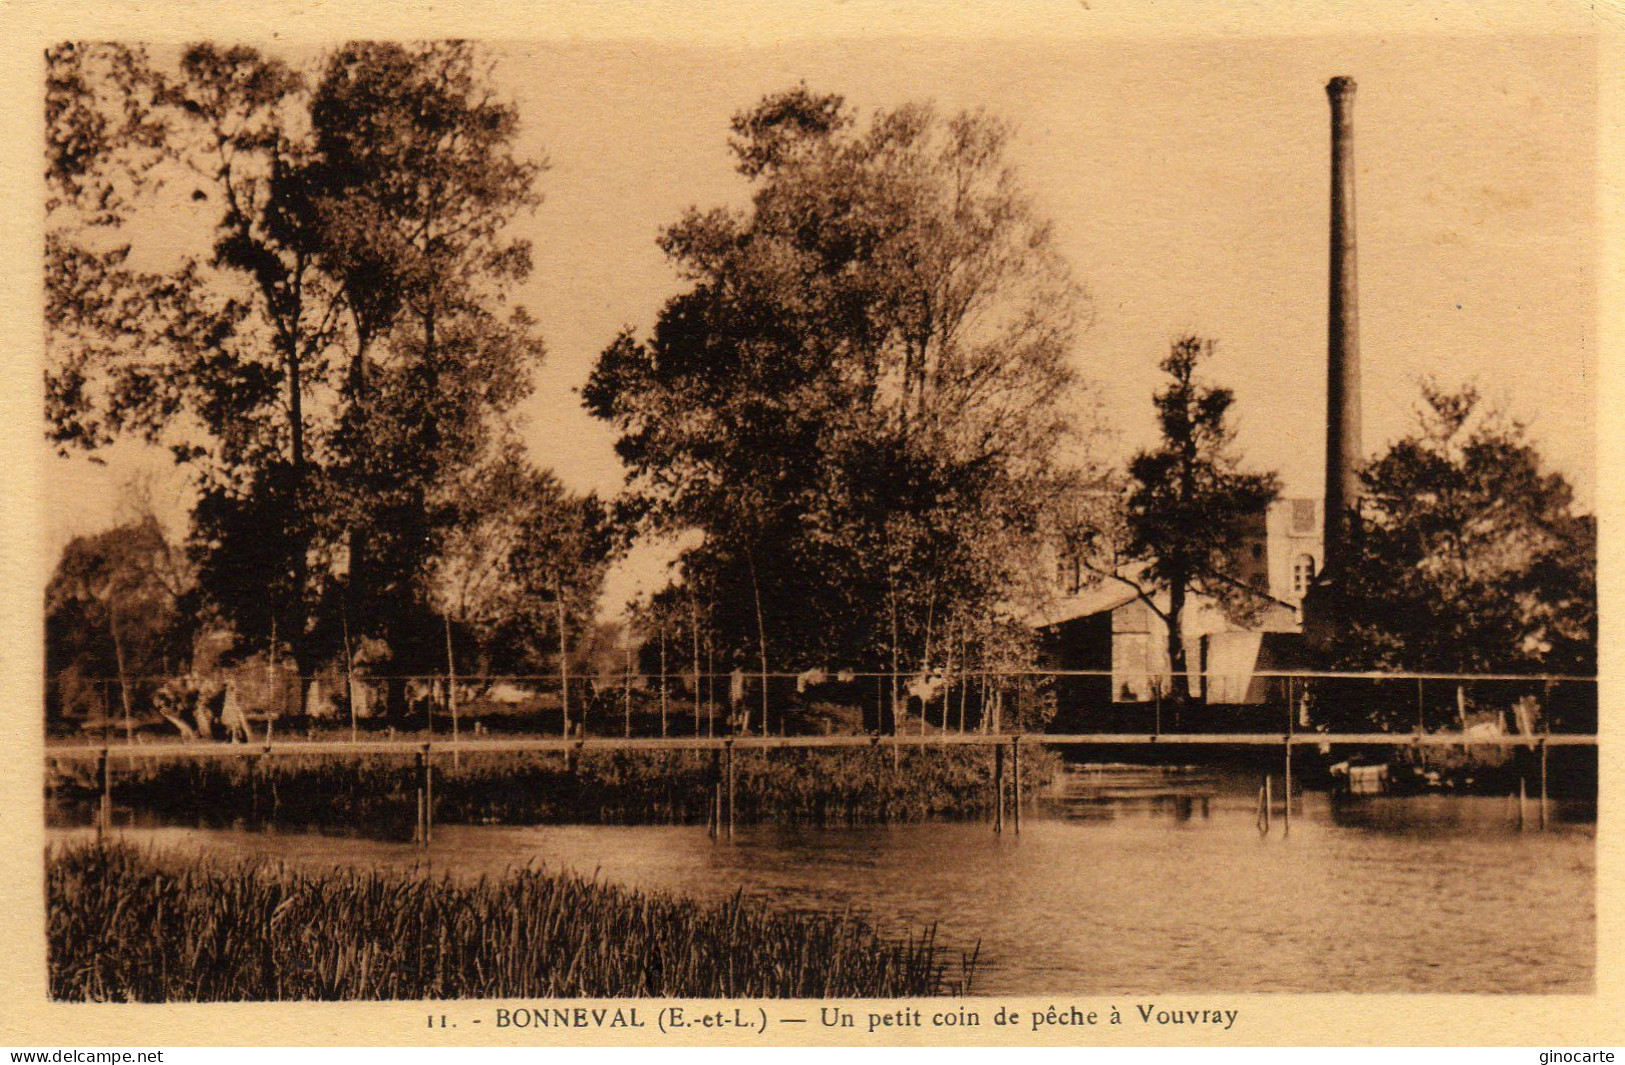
[{"left": 1326, "top": 75, "right": 1357, "bottom": 99}]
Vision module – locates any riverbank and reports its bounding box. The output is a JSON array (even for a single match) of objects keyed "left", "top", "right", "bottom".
[
  {"left": 50, "top": 785, "right": 1595, "bottom": 995},
  {"left": 49, "top": 745, "right": 1059, "bottom": 831},
  {"left": 47, "top": 841, "right": 976, "bottom": 1000}
]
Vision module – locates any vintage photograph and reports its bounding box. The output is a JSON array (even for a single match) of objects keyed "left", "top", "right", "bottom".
[{"left": 36, "top": 27, "right": 1597, "bottom": 1006}]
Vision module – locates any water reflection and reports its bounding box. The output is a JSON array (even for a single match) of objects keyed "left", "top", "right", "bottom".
[{"left": 50, "top": 764, "right": 1594, "bottom": 994}]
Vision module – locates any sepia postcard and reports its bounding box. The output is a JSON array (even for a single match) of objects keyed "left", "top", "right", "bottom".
[{"left": 0, "top": 0, "right": 1620, "bottom": 1049}]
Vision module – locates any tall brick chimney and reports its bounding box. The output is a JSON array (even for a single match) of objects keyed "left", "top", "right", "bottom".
[{"left": 1322, "top": 75, "right": 1362, "bottom": 581}]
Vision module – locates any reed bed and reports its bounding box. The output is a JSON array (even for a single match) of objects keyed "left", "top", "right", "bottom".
[
  {"left": 50, "top": 745, "right": 1058, "bottom": 830},
  {"left": 48, "top": 842, "right": 977, "bottom": 1001}
]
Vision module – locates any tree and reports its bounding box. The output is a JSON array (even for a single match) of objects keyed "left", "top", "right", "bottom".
[
  {"left": 584, "top": 86, "right": 1090, "bottom": 731},
  {"left": 45, "top": 42, "right": 549, "bottom": 700},
  {"left": 1082, "top": 336, "right": 1280, "bottom": 702},
  {"left": 45, "top": 42, "right": 206, "bottom": 460},
  {"left": 431, "top": 449, "right": 613, "bottom": 684},
  {"left": 503, "top": 480, "right": 615, "bottom": 735},
  {"left": 1322, "top": 383, "right": 1595, "bottom": 729},
  {"left": 306, "top": 42, "right": 544, "bottom": 676},
  {"left": 45, "top": 42, "right": 172, "bottom": 227},
  {"left": 46, "top": 515, "right": 195, "bottom": 727}
]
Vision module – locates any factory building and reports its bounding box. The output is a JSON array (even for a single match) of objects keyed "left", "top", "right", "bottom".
[{"left": 1035, "top": 75, "right": 1360, "bottom": 730}]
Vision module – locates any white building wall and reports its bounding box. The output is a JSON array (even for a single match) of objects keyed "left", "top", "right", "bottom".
[{"left": 1266, "top": 498, "right": 1323, "bottom": 605}]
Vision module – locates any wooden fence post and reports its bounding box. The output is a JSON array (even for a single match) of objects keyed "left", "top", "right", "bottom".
[
  {"left": 1283, "top": 738, "right": 1293, "bottom": 838},
  {"left": 993, "top": 742, "right": 1005, "bottom": 835},
  {"left": 708, "top": 748, "right": 722, "bottom": 840},
  {"left": 445, "top": 615, "right": 460, "bottom": 770},
  {"left": 97, "top": 748, "right": 111, "bottom": 845},
  {"left": 424, "top": 745, "right": 434, "bottom": 846},
  {"left": 1011, "top": 735, "right": 1023, "bottom": 835},
  {"left": 1539, "top": 739, "right": 1549, "bottom": 831},
  {"left": 414, "top": 749, "right": 426, "bottom": 846},
  {"left": 725, "top": 739, "right": 736, "bottom": 840}
]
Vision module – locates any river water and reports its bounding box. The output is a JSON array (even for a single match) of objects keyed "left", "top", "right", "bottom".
[{"left": 51, "top": 764, "right": 1594, "bottom": 994}]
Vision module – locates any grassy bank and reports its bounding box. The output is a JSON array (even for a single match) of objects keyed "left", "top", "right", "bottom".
[
  {"left": 48, "top": 842, "right": 976, "bottom": 1000},
  {"left": 50, "top": 745, "right": 1058, "bottom": 830}
]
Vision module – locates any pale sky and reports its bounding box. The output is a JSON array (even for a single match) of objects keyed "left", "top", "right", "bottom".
[{"left": 43, "top": 33, "right": 1600, "bottom": 613}]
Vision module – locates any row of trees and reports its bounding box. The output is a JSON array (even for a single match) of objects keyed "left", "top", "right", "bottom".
[
  {"left": 585, "top": 87, "right": 1595, "bottom": 724},
  {"left": 1331, "top": 384, "right": 1596, "bottom": 679},
  {"left": 46, "top": 48, "right": 1596, "bottom": 732},
  {"left": 47, "top": 42, "right": 610, "bottom": 714},
  {"left": 1061, "top": 343, "right": 1595, "bottom": 700}
]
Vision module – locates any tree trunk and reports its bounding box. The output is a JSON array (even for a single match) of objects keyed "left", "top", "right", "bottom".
[
  {"left": 958, "top": 627, "right": 968, "bottom": 734},
  {"left": 345, "top": 331, "right": 370, "bottom": 705},
  {"left": 444, "top": 612, "right": 459, "bottom": 766},
  {"left": 887, "top": 581, "right": 901, "bottom": 736},
  {"left": 979, "top": 671, "right": 989, "bottom": 734},
  {"left": 1167, "top": 577, "right": 1195, "bottom": 703},
  {"left": 705, "top": 631, "right": 715, "bottom": 738},
  {"left": 745, "top": 548, "right": 768, "bottom": 737},
  {"left": 554, "top": 577, "right": 570, "bottom": 737},
  {"left": 690, "top": 595, "right": 701, "bottom": 736},
  {"left": 342, "top": 614, "right": 358, "bottom": 742},
  {"left": 286, "top": 330, "right": 306, "bottom": 473},
  {"left": 284, "top": 341, "right": 311, "bottom": 714},
  {"left": 108, "top": 608, "right": 133, "bottom": 744},
  {"left": 921, "top": 588, "right": 935, "bottom": 737}
]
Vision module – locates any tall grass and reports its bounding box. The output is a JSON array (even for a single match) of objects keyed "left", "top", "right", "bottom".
[
  {"left": 48, "top": 842, "right": 977, "bottom": 1001},
  {"left": 50, "top": 746, "right": 1057, "bottom": 830}
]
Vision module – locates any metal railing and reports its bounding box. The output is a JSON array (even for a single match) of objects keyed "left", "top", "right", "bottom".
[{"left": 46, "top": 668, "right": 1594, "bottom": 846}]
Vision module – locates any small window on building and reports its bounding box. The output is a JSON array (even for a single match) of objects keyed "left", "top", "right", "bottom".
[
  {"left": 1291, "top": 499, "right": 1317, "bottom": 534},
  {"left": 1292, "top": 553, "right": 1317, "bottom": 597},
  {"left": 1056, "top": 556, "right": 1082, "bottom": 595}
]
